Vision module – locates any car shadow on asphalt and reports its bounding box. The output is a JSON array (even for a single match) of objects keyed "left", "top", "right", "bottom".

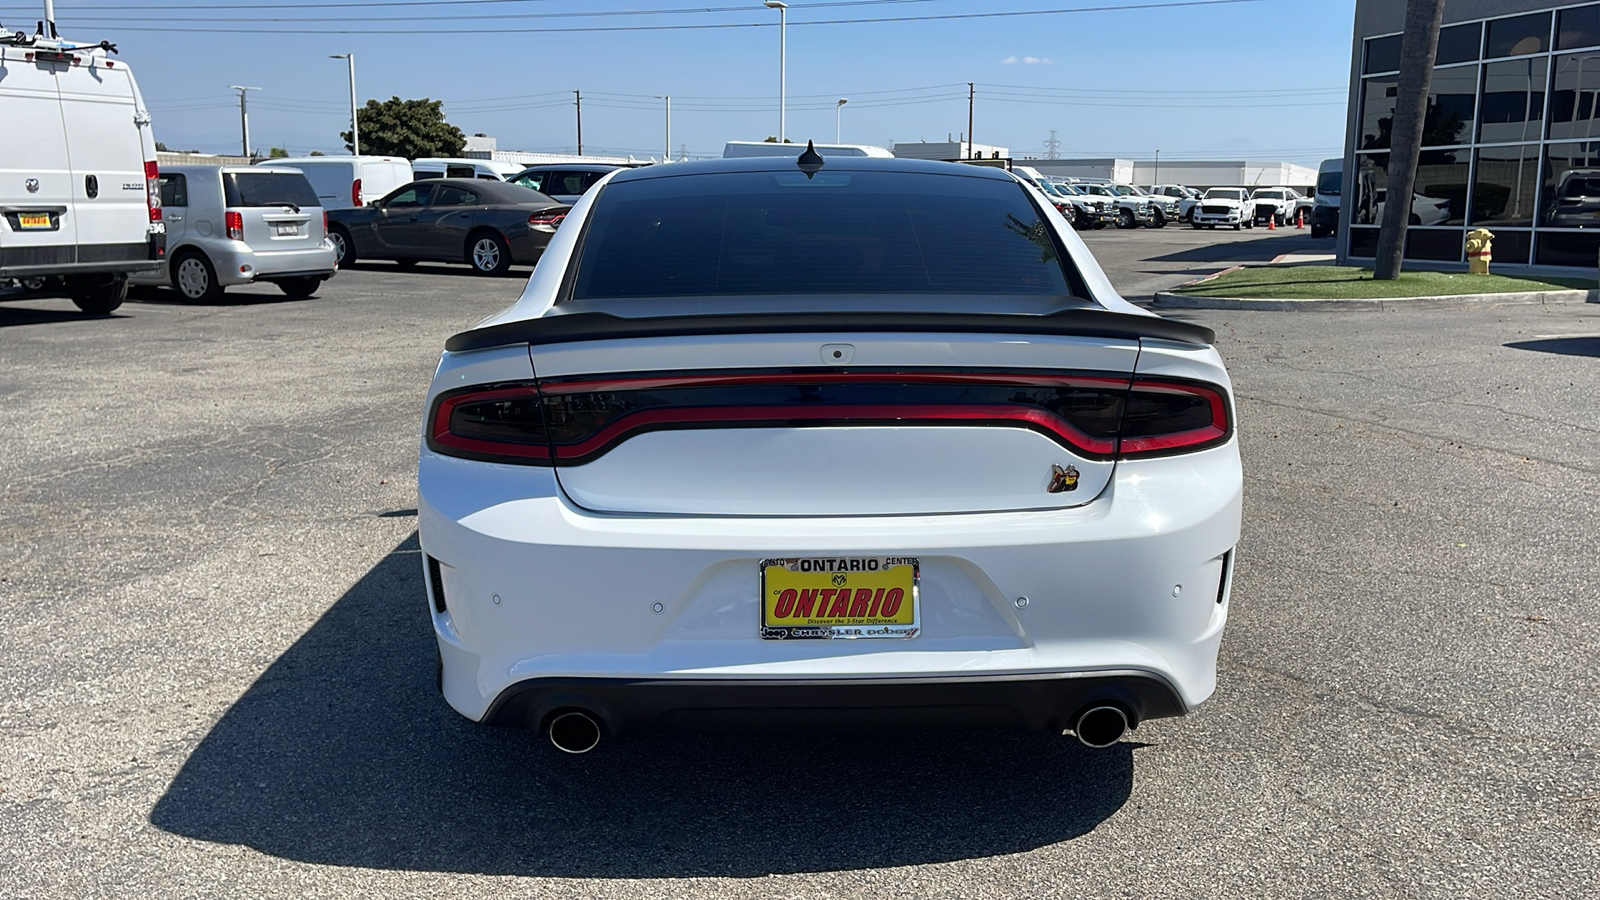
[
  {"left": 1505, "top": 336, "right": 1600, "bottom": 357},
  {"left": 1144, "top": 234, "right": 1329, "bottom": 263},
  {"left": 0, "top": 303, "right": 122, "bottom": 327},
  {"left": 150, "top": 535, "right": 1135, "bottom": 877},
  {"left": 128, "top": 286, "right": 309, "bottom": 307}
]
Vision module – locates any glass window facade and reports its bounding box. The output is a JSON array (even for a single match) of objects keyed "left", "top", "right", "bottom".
[{"left": 1348, "top": 5, "right": 1600, "bottom": 268}]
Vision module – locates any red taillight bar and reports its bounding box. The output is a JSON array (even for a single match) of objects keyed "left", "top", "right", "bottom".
[
  {"left": 352, "top": 178, "right": 363, "bottom": 207},
  {"left": 1117, "top": 380, "right": 1231, "bottom": 458},
  {"left": 430, "top": 386, "right": 551, "bottom": 462},
  {"left": 529, "top": 210, "right": 567, "bottom": 227},
  {"left": 225, "top": 210, "right": 244, "bottom": 241}
]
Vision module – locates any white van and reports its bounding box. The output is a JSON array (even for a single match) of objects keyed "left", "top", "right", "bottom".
[
  {"left": 258, "top": 156, "right": 411, "bottom": 211},
  {"left": 722, "top": 141, "right": 894, "bottom": 159},
  {"left": 1311, "top": 158, "right": 1342, "bottom": 238},
  {"left": 0, "top": 30, "right": 164, "bottom": 313},
  {"left": 411, "top": 158, "right": 521, "bottom": 181}
]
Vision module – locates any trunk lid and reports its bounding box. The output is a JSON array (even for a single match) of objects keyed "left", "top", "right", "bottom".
[
  {"left": 222, "top": 169, "right": 326, "bottom": 251},
  {"left": 530, "top": 331, "right": 1139, "bottom": 517}
]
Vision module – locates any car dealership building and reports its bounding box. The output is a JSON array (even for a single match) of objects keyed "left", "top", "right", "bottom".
[{"left": 1342, "top": 0, "right": 1600, "bottom": 269}]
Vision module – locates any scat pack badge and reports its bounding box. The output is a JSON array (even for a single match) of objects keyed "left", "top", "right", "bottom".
[{"left": 1048, "top": 464, "right": 1080, "bottom": 493}]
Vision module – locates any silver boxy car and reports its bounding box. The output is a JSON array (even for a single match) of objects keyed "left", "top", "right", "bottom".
[{"left": 131, "top": 166, "right": 337, "bottom": 302}]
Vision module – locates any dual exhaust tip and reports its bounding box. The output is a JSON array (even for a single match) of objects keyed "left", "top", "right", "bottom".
[
  {"left": 547, "top": 710, "right": 603, "bottom": 754},
  {"left": 547, "top": 705, "right": 1129, "bottom": 753},
  {"left": 1073, "top": 705, "right": 1130, "bottom": 748}
]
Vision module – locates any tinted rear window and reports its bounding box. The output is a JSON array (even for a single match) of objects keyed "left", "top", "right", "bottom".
[
  {"left": 224, "top": 172, "right": 320, "bottom": 209},
  {"left": 570, "top": 170, "right": 1072, "bottom": 299}
]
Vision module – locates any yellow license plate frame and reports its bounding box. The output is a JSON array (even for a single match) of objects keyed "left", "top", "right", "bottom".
[
  {"left": 17, "top": 213, "right": 53, "bottom": 230},
  {"left": 760, "top": 557, "right": 920, "bottom": 640}
]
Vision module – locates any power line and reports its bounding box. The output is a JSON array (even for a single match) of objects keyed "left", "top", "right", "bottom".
[
  {"left": 20, "top": 0, "right": 948, "bottom": 23},
  {"left": 9, "top": 0, "right": 1283, "bottom": 34}
]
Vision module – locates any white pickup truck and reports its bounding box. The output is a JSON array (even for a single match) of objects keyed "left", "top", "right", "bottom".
[
  {"left": 1192, "top": 187, "right": 1256, "bottom": 230},
  {"left": 1249, "top": 187, "right": 1312, "bottom": 226}
]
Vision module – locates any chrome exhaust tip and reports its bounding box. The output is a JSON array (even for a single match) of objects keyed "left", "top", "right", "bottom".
[
  {"left": 1074, "top": 705, "right": 1129, "bottom": 748},
  {"left": 547, "top": 710, "right": 603, "bottom": 754}
]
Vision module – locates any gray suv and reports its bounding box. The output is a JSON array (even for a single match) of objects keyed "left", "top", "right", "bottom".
[
  {"left": 507, "top": 164, "right": 625, "bottom": 203},
  {"left": 131, "top": 166, "right": 337, "bottom": 302}
]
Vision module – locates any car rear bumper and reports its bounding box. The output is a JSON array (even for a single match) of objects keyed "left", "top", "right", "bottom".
[
  {"left": 418, "top": 441, "right": 1242, "bottom": 727},
  {"left": 0, "top": 239, "right": 164, "bottom": 279},
  {"left": 483, "top": 671, "right": 1189, "bottom": 735},
  {"left": 213, "top": 242, "right": 338, "bottom": 286}
]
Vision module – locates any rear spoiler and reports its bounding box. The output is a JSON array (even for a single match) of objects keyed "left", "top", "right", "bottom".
[{"left": 445, "top": 309, "right": 1216, "bottom": 353}]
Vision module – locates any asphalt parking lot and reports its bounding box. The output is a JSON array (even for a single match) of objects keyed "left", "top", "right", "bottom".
[{"left": 2, "top": 230, "right": 1597, "bottom": 899}]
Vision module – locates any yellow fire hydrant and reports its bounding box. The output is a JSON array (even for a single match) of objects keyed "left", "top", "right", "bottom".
[{"left": 1466, "top": 228, "right": 1494, "bottom": 275}]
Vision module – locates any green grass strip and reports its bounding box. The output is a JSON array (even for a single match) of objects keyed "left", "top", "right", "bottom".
[{"left": 1173, "top": 265, "right": 1596, "bottom": 300}]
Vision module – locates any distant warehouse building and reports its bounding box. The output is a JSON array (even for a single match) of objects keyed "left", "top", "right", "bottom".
[
  {"left": 1342, "top": 0, "right": 1600, "bottom": 268},
  {"left": 1018, "top": 159, "right": 1316, "bottom": 191}
]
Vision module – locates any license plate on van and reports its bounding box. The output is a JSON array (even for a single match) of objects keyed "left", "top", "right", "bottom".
[
  {"left": 17, "top": 213, "right": 52, "bottom": 230},
  {"left": 275, "top": 223, "right": 299, "bottom": 236}
]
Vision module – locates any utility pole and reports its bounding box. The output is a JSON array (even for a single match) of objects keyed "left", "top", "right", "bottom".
[
  {"left": 574, "top": 89, "right": 583, "bottom": 155},
  {"left": 836, "top": 98, "right": 848, "bottom": 144},
  {"left": 1374, "top": 0, "right": 1446, "bottom": 280},
  {"left": 1154, "top": 148, "right": 1160, "bottom": 183},
  {"left": 228, "top": 85, "right": 260, "bottom": 158},
  {"left": 1044, "top": 129, "right": 1061, "bottom": 159},
  {"left": 967, "top": 83, "right": 975, "bottom": 158},
  {"left": 329, "top": 54, "right": 358, "bottom": 155},
  {"left": 764, "top": 0, "right": 788, "bottom": 142},
  {"left": 664, "top": 95, "right": 671, "bottom": 162}
]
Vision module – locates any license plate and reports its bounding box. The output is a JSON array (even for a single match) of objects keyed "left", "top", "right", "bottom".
[
  {"left": 760, "top": 557, "right": 919, "bottom": 640},
  {"left": 275, "top": 223, "right": 299, "bottom": 236},
  {"left": 17, "top": 213, "right": 52, "bottom": 230}
]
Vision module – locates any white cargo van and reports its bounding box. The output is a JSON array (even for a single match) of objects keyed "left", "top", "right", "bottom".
[
  {"left": 722, "top": 141, "right": 893, "bottom": 159},
  {"left": 1311, "top": 158, "right": 1342, "bottom": 238},
  {"left": 258, "top": 156, "right": 411, "bottom": 211},
  {"left": 411, "top": 158, "right": 521, "bottom": 181},
  {"left": 0, "top": 29, "right": 164, "bottom": 313}
]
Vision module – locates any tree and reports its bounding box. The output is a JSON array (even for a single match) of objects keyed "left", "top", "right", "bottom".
[
  {"left": 342, "top": 96, "right": 464, "bottom": 158},
  {"left": 155, "top": 141, "right": 170, "bottom": 152},
  {"left": 1374, "top": 0, "right": 1446, "bottom": 281},
  {"left": 309, "top": 150, "right": 326, "bottom": 157},
  {"left": 268, "top": 146, "right": 290, "bottom": 158}
]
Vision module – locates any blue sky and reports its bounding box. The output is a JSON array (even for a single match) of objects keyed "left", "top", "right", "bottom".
[{"left": 8, "top": 0, "right": 1357, "bottom": 164}]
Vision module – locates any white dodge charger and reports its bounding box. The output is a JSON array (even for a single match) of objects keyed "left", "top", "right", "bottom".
[{"left": 418, "top": 149, "right": 1241, "bottom": 754}]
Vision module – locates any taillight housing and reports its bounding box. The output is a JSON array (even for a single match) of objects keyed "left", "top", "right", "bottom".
[
  {"left": 322, "top": 210, "right": 329, "bottom": 234},
  {"left": 427, "top": 371, "right": 1234, "bottom": 468},
  {"left": 225, "top": 210, "right": 244, "bottom": 241},
  {"left": 528, "top": 210, "right": 567, "bottom": 229},
  {"left": 1117, "top": 379, "right": 1232, "bottom": 458},
  {"left": 429, "top": 384, "right": 551, "bottom": 464},
  {"left": 145, "top": 160, "right": 161, "bottom": 222},
  {"left": 352, "top": 178, "right": 362, "bottom": 207}
]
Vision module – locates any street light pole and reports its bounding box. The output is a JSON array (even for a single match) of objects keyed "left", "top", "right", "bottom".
[
  {"left": 329, "top": 54, "right": 358, "bottom": 155},
  {"left": 228, "top": 85, "right": 260, "bottom": 158},
  {"left": 836, "top": 98, "right": 847, "bottom": 144},
  {"left": 764, "top": 0, "right": 787, "bottom": 142},
  {"left": 664, "top": 95, "right": 671, "bottom": 162}
]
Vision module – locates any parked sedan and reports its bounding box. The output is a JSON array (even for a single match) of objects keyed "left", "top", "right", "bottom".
[
  {"left": 418, "top": 153, "right": 1241, "bottom": 754},
  {"left": 327, "top": 179, "right": 570, "bottom": 275}
]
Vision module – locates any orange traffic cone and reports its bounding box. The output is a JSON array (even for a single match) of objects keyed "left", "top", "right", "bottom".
[
  {"left": 1296, "top": 210, "right": 1304, "bottom": 229},
  {"left": 1267, "top": 215, "right": 1275, "bottom": 230}
]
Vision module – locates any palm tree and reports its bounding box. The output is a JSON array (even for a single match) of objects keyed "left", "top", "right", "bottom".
[{"left": 1374, "top": 0, "right": 1447, "bottom": 280}]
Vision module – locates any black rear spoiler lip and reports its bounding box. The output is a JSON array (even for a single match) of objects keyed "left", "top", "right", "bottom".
[{"left": 445, "top": 309, "right": 1216, "bottom": 353}]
